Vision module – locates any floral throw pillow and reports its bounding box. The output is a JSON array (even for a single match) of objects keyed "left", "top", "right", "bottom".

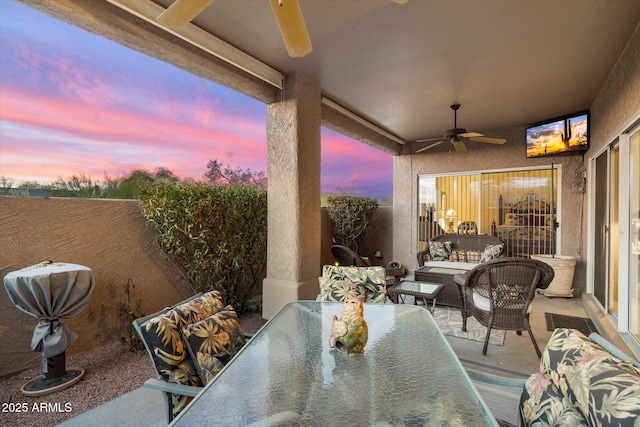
[
  {"left": 428, "top": 240, "right": 452, "bottom": 261},
  {"left": 479, "top": 243, "right": 504, "bottom": 264},
  {"left": 181, "top": 305, "right": 246, "bottom": 385},
  {"left": 139, "top": 291, "right": 226, "bottom": 379}
]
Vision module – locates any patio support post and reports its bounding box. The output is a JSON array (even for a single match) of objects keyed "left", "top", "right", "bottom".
[{"left": 262, "top": 73, "right": 321, "bottom": 319}]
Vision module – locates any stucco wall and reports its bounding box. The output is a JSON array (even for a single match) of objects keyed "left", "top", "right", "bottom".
[
  {"left": 0, "top": 197, "right": 393, "bottom": 377},
  {"left": 0, "top": 197, "right": 192, "bottom": 378},
  {"left": 589, "top": 22, "right": 640, "bottom": 151}
]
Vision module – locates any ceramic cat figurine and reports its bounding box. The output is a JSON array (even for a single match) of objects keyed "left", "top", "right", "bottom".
[{"left": 329, "top": 296, "right": 368, "bottom": 357}]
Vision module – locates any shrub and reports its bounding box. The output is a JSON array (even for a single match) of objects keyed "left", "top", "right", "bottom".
[
  {"left": 326, "top": 195, "right": 379, "bottom": 254},
  {"left": 139, "top": 183, "right": 267, "bottom": 312}
]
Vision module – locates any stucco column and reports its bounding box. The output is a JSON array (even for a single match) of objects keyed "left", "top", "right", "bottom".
[{"left": 262, "top": 73, "right": 321, "bottom": 319}]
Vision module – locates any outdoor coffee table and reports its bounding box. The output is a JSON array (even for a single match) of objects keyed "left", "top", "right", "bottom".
[
  {"left": 388, "top": 280, "right": 445, "bottom": 314},
  {"left": 171, "top": 301, "right": 497, "bottom": 426}
]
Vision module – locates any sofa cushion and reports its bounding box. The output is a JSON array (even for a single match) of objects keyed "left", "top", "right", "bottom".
[
  {"left": 428, "top": 240, "right": 452, "bottom": 261},
  {"left": 479, "top": 243, "right": 504, "bottom": 263},
  {"left": 533, "top": 328, "right": 640, "bottom": 427},
  {"left": 321, "top": 265, "right": 387, "bottom": 304},
  {"left": 470, "top": 285, "right": 534, "bottom": 313},
  {"left": 139, "top": 291, "right": 226, "bottom": 379},
  {"left": 420, "top": 261, "right": 478, "bottom": 271},
  {"left": 181, "top": 305, "right": 246, "bottom": 385}
]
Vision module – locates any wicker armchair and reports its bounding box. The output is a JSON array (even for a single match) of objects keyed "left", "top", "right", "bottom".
[
  {"left": 331, "top": 245, "right": 405, "bottom": 286},
  {"left": 453, "top": 257, "right": 554, "bottom": 357},
  {"left": 331, "top": 245, "right": 371, "bottom": 267}
]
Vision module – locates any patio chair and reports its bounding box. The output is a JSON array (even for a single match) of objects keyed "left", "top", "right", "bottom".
[
  {"left": 133, "top": 291, "right": 250, "bottom": 423},
  {"left": 453, "top": 257, "right": 554, "bottom": 357},
  {"left": 319, "top": 265, "right": 388, "bottom": 304},
  {"left": 331, "top": 245, "right": 404, "bottom": 285},
  {"left": 331, "top": 245, "right": 371, "bottom": 267}
]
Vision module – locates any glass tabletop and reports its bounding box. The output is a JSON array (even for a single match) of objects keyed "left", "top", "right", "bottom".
[
  {"left": 171, "top": 301, "right": 497, "bottom": 426},
  {"left": 393, "top": 280, "right": 444, "bottom": 295}
]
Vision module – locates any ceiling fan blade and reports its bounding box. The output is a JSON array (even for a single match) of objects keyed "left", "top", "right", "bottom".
[
  {"left": 416, "top": 136, "right": 443, "bottom": 143},
  {"left": 452, "top": 140, "right": 467, "bottom": 153},
  {"left": 157, "top": 0, "right": 214, "bottom": 28},
  {"left": 467, "top": 136, "right": 507, "bottom": 144},
  {"left": 269, "top": 0, "right": 313, "bottom": 58},
  {"left": 416, "top": 140, "right": 444, "bottom": 153},
  {"left": 458, "top": 132, "right": 483, "bottom": 138}
]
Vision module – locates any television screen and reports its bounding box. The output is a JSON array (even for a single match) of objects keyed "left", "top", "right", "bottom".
[{"left": 526, "top": 111, "right": 589, "bottom": 158}]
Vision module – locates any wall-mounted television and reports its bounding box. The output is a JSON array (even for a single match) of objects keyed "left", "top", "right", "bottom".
[{"left": 526, "top": 111, "right": 589, "bottom": 158}]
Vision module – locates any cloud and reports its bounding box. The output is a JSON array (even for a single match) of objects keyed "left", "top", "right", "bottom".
[{"left": 0, "top": 1, "right": 392, "bottom": 199}]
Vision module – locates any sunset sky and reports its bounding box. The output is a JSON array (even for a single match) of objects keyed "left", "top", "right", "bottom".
[{"left": 0, "top": 1, "right": 392, "bottom": 198}]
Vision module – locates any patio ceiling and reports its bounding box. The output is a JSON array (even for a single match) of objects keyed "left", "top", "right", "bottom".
[
  {"left": 22, "top": 0, "right": 640, "bottom": 149},
  {"left": 134, "top": 0, "right": 640, "bottom": 143}
]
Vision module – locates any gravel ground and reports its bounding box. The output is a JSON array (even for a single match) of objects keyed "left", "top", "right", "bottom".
[{"left": 0, "top": 312, "right": 267, "bottom": 427}]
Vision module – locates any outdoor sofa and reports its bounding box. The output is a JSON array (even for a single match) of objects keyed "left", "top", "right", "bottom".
[{"left": 415, "top": 233, "right": 504, "bottom": 307}]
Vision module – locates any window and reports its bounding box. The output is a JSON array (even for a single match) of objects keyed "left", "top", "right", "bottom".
[{"left": 418, "top": 167, "right": 559, "bottom": 257}]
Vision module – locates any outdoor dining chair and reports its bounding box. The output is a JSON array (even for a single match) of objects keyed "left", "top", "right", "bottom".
[
  {"left": 133, "top": 291, "right": 251, "bottom": 423},
  {"left": 453, "top": 257, "right": 554, "bottom": 357}
]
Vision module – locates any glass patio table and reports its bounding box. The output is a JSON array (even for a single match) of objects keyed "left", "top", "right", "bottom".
[{"left": 171, "top": 301, "right": 497, "bottom": 426}]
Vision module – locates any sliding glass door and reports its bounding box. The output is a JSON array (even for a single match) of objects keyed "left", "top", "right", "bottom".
[
  {"left": 418, "top": 167, "right": 558, "bottom": 257},
  {"left": 593, "top": 144, "right": 621, "bottom": 315},
  {"left": 630, "top": 129, "right": 640, "bottom": 340},
  {"left": 593, "top": 150, "right": 608, "bottom": 307}
]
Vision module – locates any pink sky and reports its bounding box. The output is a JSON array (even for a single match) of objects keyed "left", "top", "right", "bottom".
[{"left": 0, "top": 1, "right": 392, "bottom": 198}]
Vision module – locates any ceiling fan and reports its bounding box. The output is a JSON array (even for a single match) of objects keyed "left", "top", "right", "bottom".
[
  {"left": 156, "top": 0, "right": 408, "bottom": 58},
  {"left": 415, "top": 104, "right": 507, "bottom": 153}
]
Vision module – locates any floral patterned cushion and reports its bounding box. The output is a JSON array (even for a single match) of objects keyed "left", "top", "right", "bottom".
[
  {"left": 167, "top": 358, "right": 201, "bottom": 417},
  {"left": 319, "top": 269, "right": 367, "bottom": 302},
  {"left": 479, "top": 243, "right": 504, "bottom": 263},
  {"left": 139, "top": 291, "right": 226, "bottom": 379},
  {"left": 321, "top": 265, "right": 387, "bottom": 304},
  {"left": 519, "top": 328, "right": 640, "bottom": 427},
  {"left": 428, "top": 240, "right": 452, "bottom": 261},
  {"left": 181, "top": 305, "right": 246, "bottom": 385}
]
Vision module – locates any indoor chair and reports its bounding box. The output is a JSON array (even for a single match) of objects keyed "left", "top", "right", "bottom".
[{"left": 457, "top": 220, "right": 478, "bottom": 234}]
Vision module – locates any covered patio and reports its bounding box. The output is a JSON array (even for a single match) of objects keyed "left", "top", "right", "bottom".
[
  {"left": 2, "top": 0, "right": 640, "bottom": 424},
  {"left": 15, "top": 0, "right": 639, "bottom": 317}
]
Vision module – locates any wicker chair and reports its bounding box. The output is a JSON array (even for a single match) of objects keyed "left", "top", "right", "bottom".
[
  {"left": 331, "top": 245, "right": 405, "bottom": 286},
  {"left": 331, "top": 245, "right": 371, "bottom": 267},
  {"left": 453, "top": 257, "right": 554, "bottom": 357}
]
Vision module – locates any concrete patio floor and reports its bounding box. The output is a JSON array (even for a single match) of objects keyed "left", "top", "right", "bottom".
[{"left": 56, "top": 292, "right": 624, "bottom": 427}]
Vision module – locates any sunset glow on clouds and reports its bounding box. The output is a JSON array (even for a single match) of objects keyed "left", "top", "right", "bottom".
[{"left": 0, "top": 1, "right": 392, "bottom": 198}]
